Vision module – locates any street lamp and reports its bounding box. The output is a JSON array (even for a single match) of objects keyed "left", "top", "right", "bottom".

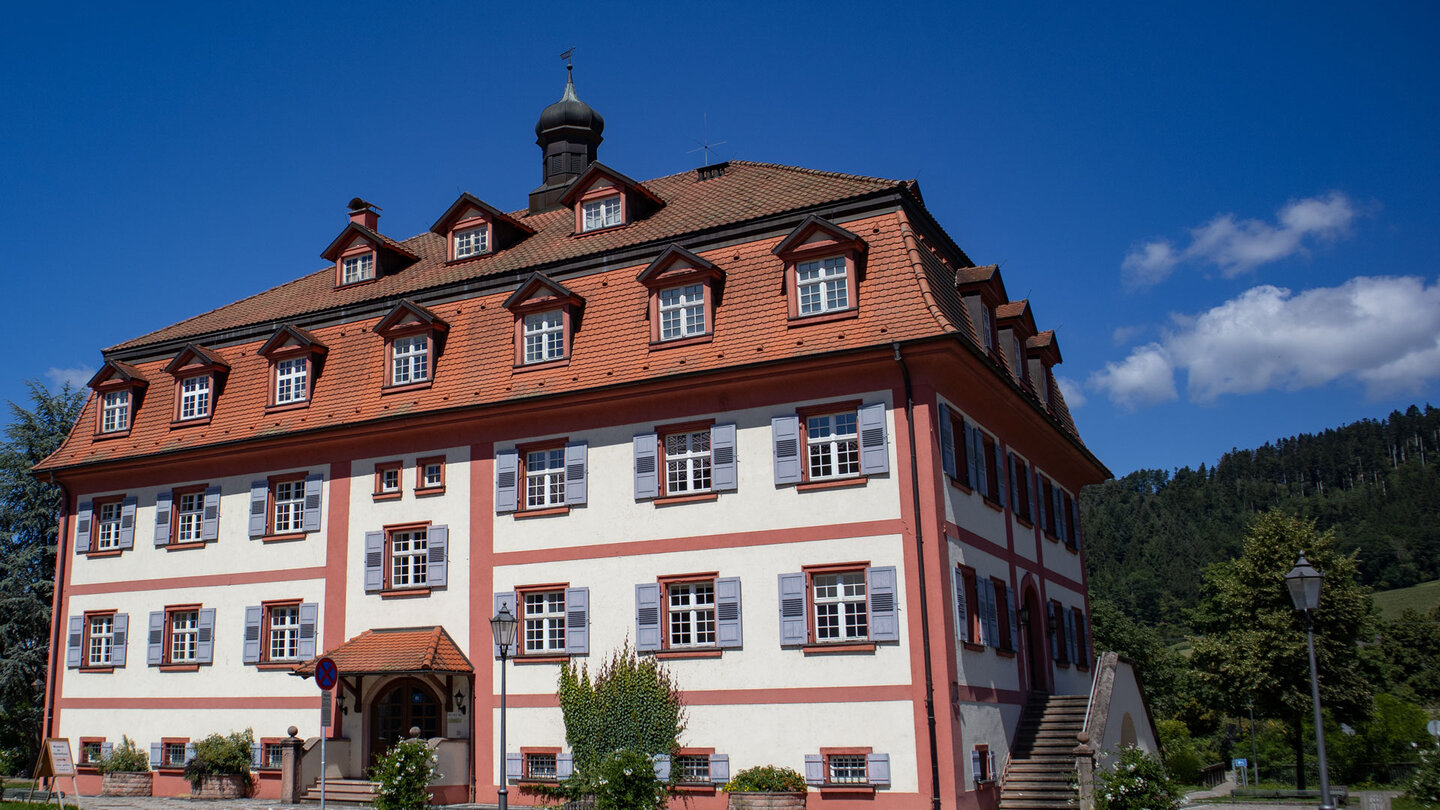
[
  {"left": 1285, "top": 551, "right": 1333, "bottom": 810},
  {"left": 490, "top": 606, "right": 518, "bottom": 810}
]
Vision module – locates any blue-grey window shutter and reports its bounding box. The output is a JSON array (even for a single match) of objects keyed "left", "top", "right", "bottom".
[
  {"left": 493, "top": 591, "right": 516, "bottom": 658},
  {"left": 251, "top": 744, "right": 262, "bottom": 769},
  {"left": 149, "top": 743, "right": 162, "bottom": 769},
  {"left": 635, "top": 583, "right": 662, "bottom": 651},
  {"left": 715, "top": 576, "right": 742, "bottom": 648},
  {"left": 1007, "top": 453, "right": 1019, "bottom": 513},
  {"left": 711, "top": 423, "right": 738, "bottom": 492},
  {"left": 505, "top": 752, "right": 522, "bottom": 780},
  {"left": 867, "top": 566, "right": 899, "bottom": 642},
  {"left": 1067, "top": 498, "right": 1079, "bottom": 546},
  {"left": 858, "top": 402, "right": 888, "bottom": 475},
  {"left": 565, "top": 587, "right": 589, "bottom": 655},
  {"left": 778, "top": 572, "right": 807, "bottom": 646},
  {"left": 771, "top": 415, "right": 802, "bottom": 485},
  {"left": 118, "top": 496, "right": 137, "bottom": 550},
  {"left": 426, "top": 525, "right": 448, "bottom": 588},
  {"left": 954, "top": 568, "right": 969, "bottom": 644},
  {"left": 988, "top": 750, "right": 997, "bottom": 784},
  {"left": 1028, "top": 467, "right": 1038, "bottom": 524},
  {"left": 1065, "top": 608, "right": 1078, "bottom": 664},
  {"left": 1074, "top": 513, "right": 1083, "bottom": 550},
  {"left": 243, "top": 606, "right": 263, "bottom": 664},
  {"left": 971, "top": 749, "right": 983, "bottom": 787},
  {"left": 963, "top": 424, "right": 979, "bottom": 489},
  {"left": 938, "top": 403, "right": 957, "bottom": 478},
  {"left": 804, "top": 754, "right": 824, "bottom": 785},
  {"left": 75, "top": 501, "right": 93, "bottom": 553},
  {"left": 154, "top": 491, "right": 173, "bottom": 546},
  {"left": 564, "top": 441, "right": 588, "bottom": 505},
  {"left": 196, "top": 608, "right": 216, "bottom": 664},
  {"left": 975, "top": 578, "right": 991, "bottom": 647},
  {"left": 557, "top": 753, "right": 574, "bottom": 779},
  {"left": 147, "top": 611, "right": 164, "bottom": 665},
  {"left": 709, "top": 754, "right": 730, "bottom": 783},
  {"left": 1049, "top": 603, "right": 1060, "bottom": 661},
  {"left": 201, "top": 486, "right": 222, "bottom": 541},
  {"left": 1007, "top": 589, "right": 1020, "bottom": 653},
  {"left": 867, "top": 753, "right": 891, "bottom": 785},
  {"left": 633, "top": 434, "right": 659, "bottom": 500},
  {"left": 101, "top": 741, "right": 114, "bottom": 759},
  {"left": 298, "top": 602, "right": 319, "bottom": 659},
  {"left": 651, "top": 754, "right": 670, "bottom": 780},
  {"left": 984, "top": 580, "right": 1001, "bottom": 648},
  {"left": 302, "top": 473, "right": 323, "bottom": 533},
  {"left": 185, "top": 742, "right": 196, "bottom": 763},
  {"left": 994, "top": 443, "right": 1007, "bottom": 508},
  {"left": 112, "top": 613, "right": 128, "bottom": 667},
  {"left": 248, "top": 481, "right": 268, "bottom": 538},
  {"left": 66, "top": 616, "right": 83, "bottom": 668},
  {"left": 364, "top": 531, "right": 384, "bottom": 592},
  {"left": 495, "top": 449, "right": 519, "bottom": 512}
]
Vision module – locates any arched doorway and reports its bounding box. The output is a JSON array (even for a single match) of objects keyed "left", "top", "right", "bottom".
[
  {"left": 369, "top": 678, "right": 443, "bottom": 766},
  {"left": 1023, "top": 586, "right": 1048, "bottom": 693}
]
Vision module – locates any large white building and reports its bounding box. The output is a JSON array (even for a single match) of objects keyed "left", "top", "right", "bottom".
[{"left": 38, "top": 73, "right": 1108, "bottom": 808}]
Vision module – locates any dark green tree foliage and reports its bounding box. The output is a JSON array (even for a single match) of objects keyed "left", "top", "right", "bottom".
[
  {"left": 1189, "top": 511, "right": 1372, "bottom": 788},
  {"left": 557, "top": 643, "right": 686, "bottom": 778},
  {"left": 0, "top": 381, "right": 84, "bottom": 775},
  {"left": 1084, "top": 404, "right": 1440, "bottom": 634},
  {"left": 1365, "top": 607, "right": 1440, "bottom": 706}
]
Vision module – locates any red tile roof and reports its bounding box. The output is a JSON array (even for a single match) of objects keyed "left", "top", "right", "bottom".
[{"left": 293, "top": 626, "right": 472, "bottom": 677}]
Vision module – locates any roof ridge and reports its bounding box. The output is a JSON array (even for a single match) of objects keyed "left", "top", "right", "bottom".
[
  {"left": 725, "top": 159, "right": 905, "bottom": 188},
  {"left": 421, "top": 626, "right": 442, "bottom": 670}
]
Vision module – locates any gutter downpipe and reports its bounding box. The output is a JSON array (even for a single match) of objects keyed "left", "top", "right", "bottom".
[
  {"left": 894, "top": 342, "right": 943, "bottom": 810},
  {"left": 43, "top": 473, "right": 69, "bottom": 743}
]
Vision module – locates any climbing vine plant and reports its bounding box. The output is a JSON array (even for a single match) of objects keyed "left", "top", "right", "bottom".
[{"left": 558, "top": 642, "right": 686, "bottom": 776}]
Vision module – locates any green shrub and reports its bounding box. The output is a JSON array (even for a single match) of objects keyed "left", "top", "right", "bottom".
[
  {"left": 723, "top": 765, "right": 807, "bottom": 793},
  {"left": 182, "top": 729, "right": 253, "bottom": 787},
  {"left": 1406, "top": 746, "right": 1440, "bottom": 808},
  {"left": 1095, "top": 746, "right": 1181, "bottom": 810},
  {"left": 98, "top": 736, "right": 150, "bottom": 774},
  {"left": 369, "top": 737, "right": 438, "bottom": 810},
  {"left": 591, "top": 748, "right": 669, "bottom": 810}
]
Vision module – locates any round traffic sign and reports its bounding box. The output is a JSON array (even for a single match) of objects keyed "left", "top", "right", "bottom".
[
  {"left": 315, "top": 657, "right": 339, "bottom": 690},
  {"left": 1428, "top": 719, "right": 1440, "bottom": 737}
]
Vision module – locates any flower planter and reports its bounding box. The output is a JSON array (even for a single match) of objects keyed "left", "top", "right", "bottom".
[
  {"left": 727, "top": 792, "right": 808, "bottom": 810},
  {"left": 190, "top": 773, "right": 249, "bottom": 799},
  {"left": 101, "top": 771, "right": 153, "bottom": 796}
]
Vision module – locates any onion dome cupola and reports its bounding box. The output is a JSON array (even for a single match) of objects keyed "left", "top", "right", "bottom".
[{"left": 529, "top": 66, "right": 606, "bottom": 214}]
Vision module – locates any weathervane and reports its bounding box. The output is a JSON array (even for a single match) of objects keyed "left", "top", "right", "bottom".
[
  {"left": 687, "top": 113, "right": 727, "bottom": 166},
  {"left": 560, "top": 48, "right": 575, "bottom": 68}
]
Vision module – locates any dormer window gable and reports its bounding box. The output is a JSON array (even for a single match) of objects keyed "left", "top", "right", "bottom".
[
  {"left": 321, "top": 200, "right": 420, "bottom": 289},
  {"left": 374, "top": 300, "right": 449, "bottom": 392},
  {"left": 557, "top": 162, "right": 664, "bottom": 234},
  {"left": 956, "top": 265, "right": 1007, "bottom": 359},
  {"left": 429, "top": 193, "right": 537, "bottom": 264},
  {"left": 996, "top": 300, "right": 1037, "bottom": 388},
  {"left": 258, "top": 324, "right": 328, "bottom": 410},
  {"left": 637, "top": 245, "right": 725, "bottom": 346},
  {"left": 772, "top": 215, "right": 868, "bottom": 324},
  {"left": 503, "top": 273, "right": 585, "bottom": 369},
  {"left": 1026, "top": 331, "right": 1063, "bottom": 409},
  {"left": 162, "top": 345, "right": 229, "bottom": 426},
  {"left": 87, "top": 361, "right": 149, "bottom": 438}
]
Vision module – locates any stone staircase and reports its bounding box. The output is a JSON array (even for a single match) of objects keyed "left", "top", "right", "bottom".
[
  {"left": 301, "top": 777, "right": 380, "bottom": 804},
  {"left": 999, "top": 693, "right": 1088, "bottom": 810}
]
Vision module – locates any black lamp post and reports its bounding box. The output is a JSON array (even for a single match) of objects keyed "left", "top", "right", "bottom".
[
  {"left": 490, "top": 606, "right": 518, "bottom": 810},
  {"left": 1285, "top": 551, "right": 1333, "bottom": 810}
]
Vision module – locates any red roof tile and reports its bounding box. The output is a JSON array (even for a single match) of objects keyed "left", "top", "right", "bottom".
[{"left": 293, "top": 626, "right": 472, "bottom": 677}]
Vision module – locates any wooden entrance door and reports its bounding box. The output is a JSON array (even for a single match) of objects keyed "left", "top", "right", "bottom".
[
  {"left": 369, "top": 678, "right": 443, "bottom": 767},
  {"left": 1024, "top": 587, "right": 1049, "bottom": 693}
]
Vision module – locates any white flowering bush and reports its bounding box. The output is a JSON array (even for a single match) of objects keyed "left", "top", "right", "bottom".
[
  {"left": 1095, "top": 746, "right": 1180, "bottom": 810},
  {"left": 1407, "top": 745, "right": 1440, "bottom": 808},
  {"left": 590, "top": 748, "right": 669, "bottom": 810},
  {"left": 369, "top": 738, "right": 439, "bottom": 810}
]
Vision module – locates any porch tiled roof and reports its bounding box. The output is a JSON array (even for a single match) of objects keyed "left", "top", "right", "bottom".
[{"left": 293, "top": 626, "right": 472, "bottom": 677}]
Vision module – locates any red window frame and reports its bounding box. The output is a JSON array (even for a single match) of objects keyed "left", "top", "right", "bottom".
[
  {"left": 801, "top": 561, "right": 874, "bottom": 651},
  {"left": 574, "top": 185, "right": 626, "bottom": 234},
  {"left": 974, "top": 744, "right": 994, "bottom": 784},
  {"left": 654, "top": 419, "right": 717, "bottom": 501},
  {"left": 170, "top": 371, "right": 214, "bottom": 426},
  {"left": 519, "top": 746, "right": 562, "bottom": 782},
  {"left": 259, "top": 737, "right": 285, "bottom": 770},
  {"left": 373, "top": 460, "right": 403, "bottom": 501},
  {"left": 515, "top": 583, "right": 570, "bottom": 659},
  {"left": 265, "top": 473, "right": 308, "bottom": 539},
  {"left": 947, "top": 408, "right": 972, "bottom": 491},
  {"left": 167, "top": 484, "right": 208, "bottom": 548},
  {"left": 515, "top": 440, "right": 569, "bottom": 515},
  {"left": 795, "top": 401, "right": 866, "bottom": 488},
  {"left": 81, "top": 610, "right": 118, "bottom": 670},
  {"left": 159, "top": 737, "right": 189, "bottom": 770},
  {"left": 78, "top": 737, "right": 105, "bottom": 770},
  {"left": 656, "top": 572, "right": 721, "bottom": 657},
  {"left": 448, "top": 216, "right": 493, "bottom": 262},
  {"left": 979, "top": 432, "right": 1001, "bottom": 505},
  {"left": 160, "top": 603, "right": 203, "bottom": 670},
  {"left": 382, "top": 521, "right": 433, "bottom": 593},
  {"left": 991, "top": 577, "right": 1014, "bottom": 655},
  {"left": 957, "top": 565, "right": 983, "bottom": 651},
  {"left": 673, "top": 747, "right": 718, "bottom": 791},
  {"left": 381, "top": 327, "right": 436, "bottom": 391},
  {"left": 88, "top": 495, "right": 126, "bottom": 556},
  {"left": 416, "top": 455, "right": 446, "bottom": 495},
  {"left": 258, "top": 599, "right": 304, "bottom": 665},
  {"left": 819, "top": 746, "right": 874, "bottom": 791},
  {"left": 512, "top": 305, "right": 572, "bottom": 369},
  {"left": 267, "top": 352, "right": 314, "bottom": 411},
  {"left": 336, "top": 244, "right": 377, "bottom": 288},
  {"left": 1050, "top": 598, "right": 1069, "bottom": 667},
  {"left": 1012, "top": 456, "right": 1033, "bottom": 526},
  {"left": 1042, "top": 478, "right": 1058, "bottom": 539},
  {"left": 94, "top": 385, "right": 135, "bottom": 438}
]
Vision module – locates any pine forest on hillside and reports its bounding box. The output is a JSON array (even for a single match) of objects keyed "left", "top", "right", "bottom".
[{"left": 1083, "top": 404, "right": 1440, "bottom": 635}]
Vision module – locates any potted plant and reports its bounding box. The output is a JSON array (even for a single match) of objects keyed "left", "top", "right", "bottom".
[
  {"left": 183, "top": 729, "right": 255, "bottom": 799},
  {"left": 99, "top": 736, "right": 153, "bottom": 796},
  {"left": 722, "top": 765, "right": 808, "bottom": 810}
]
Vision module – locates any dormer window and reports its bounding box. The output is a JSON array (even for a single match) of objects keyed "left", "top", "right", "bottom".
[
  {"left": 659, "top": 284, "right": 705, "bottom": 339},
  {"left": 374, "top": 300, "right": 447, "bottom": 392},
  {"left": 638, "top": 245, "right": 725, "bottom": 347},
  {"left": 582, "top": 196, "right": 622, "bottom": 231},
  {"left": 773, "top": 216, "right": 867, "bottom": 325},
  {"left": 342, "top": 253, "right": 375, "bottom": 285},
  {"left": 523, "top": 311, "right": 565, "bottom": 364},
  {"left": 274, "top": 358, "right": 308, "bottom": 405},
  {"left": 259, "top": 324, "right": 327, "bottom": 411},
  {"left": 504, "top": 273, "right": 584, "bottom": 369},
  {"left": 178, "top": 376, "right": 210, "bottom": 420},
  {"left": 102, "top": 391, "right": 130, "bottom": 433},
  {"left": 454, "top": 226, "right": 489, "bottom": 259},
  {"left": 162, "top": 345, "right": 228, "bottom": 427}
]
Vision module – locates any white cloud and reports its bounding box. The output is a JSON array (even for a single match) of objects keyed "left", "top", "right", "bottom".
[
  {"left": 1123, "top": 192, "right": 1358, "bottom": 286},
  {"left": 1055, "top": 376, "right": 1087, "bottom": 408},
  {"left": 1089, "top": 276, "right": 1440, "bottom": 407},
  {"left": 45, "top": 365, "right": 95, "bottom": 391},
  {"left": 1111, "top": 325, "right": 1146, "bottom": 346},
  {"left": 1088, "top": 343, "right": 1178, "bottom": 410}
]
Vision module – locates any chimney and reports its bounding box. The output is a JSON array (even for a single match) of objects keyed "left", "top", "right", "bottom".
[{"left": 348, "top": 197, "right": 380, "bottom": 230}]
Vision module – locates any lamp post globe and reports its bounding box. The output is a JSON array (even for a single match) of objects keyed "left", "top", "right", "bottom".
[
  {"left": 1286, "top": 551, "right": 1333, "bottom": 810},
  {"left": 491, "top": 606, "right": 518, "bottom": 810}
]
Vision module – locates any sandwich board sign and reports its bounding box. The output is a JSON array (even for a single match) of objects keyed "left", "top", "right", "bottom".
[{"left": 31, "top": 738, "right": 83, "bottom": 809}]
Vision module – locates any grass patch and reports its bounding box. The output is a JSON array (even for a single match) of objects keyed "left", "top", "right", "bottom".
[
  {"left": 0, "top": 802, "right": 80, "bottom": 809},
  {"left": 1372, "top": 579, "right": 1440, "bottom": 620},
  {"left": 1391, "top": 798, "right": 1438, "bottom": 810}
]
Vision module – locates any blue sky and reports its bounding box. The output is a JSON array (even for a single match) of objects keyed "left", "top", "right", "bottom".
[{"left": 2, "top": 1, "right": 1437, "bottom": 476}]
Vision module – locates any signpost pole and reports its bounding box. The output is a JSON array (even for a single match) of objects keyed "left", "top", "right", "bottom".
[{"left": 313, "top": 657, "right": 339, "bottom": 810}]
